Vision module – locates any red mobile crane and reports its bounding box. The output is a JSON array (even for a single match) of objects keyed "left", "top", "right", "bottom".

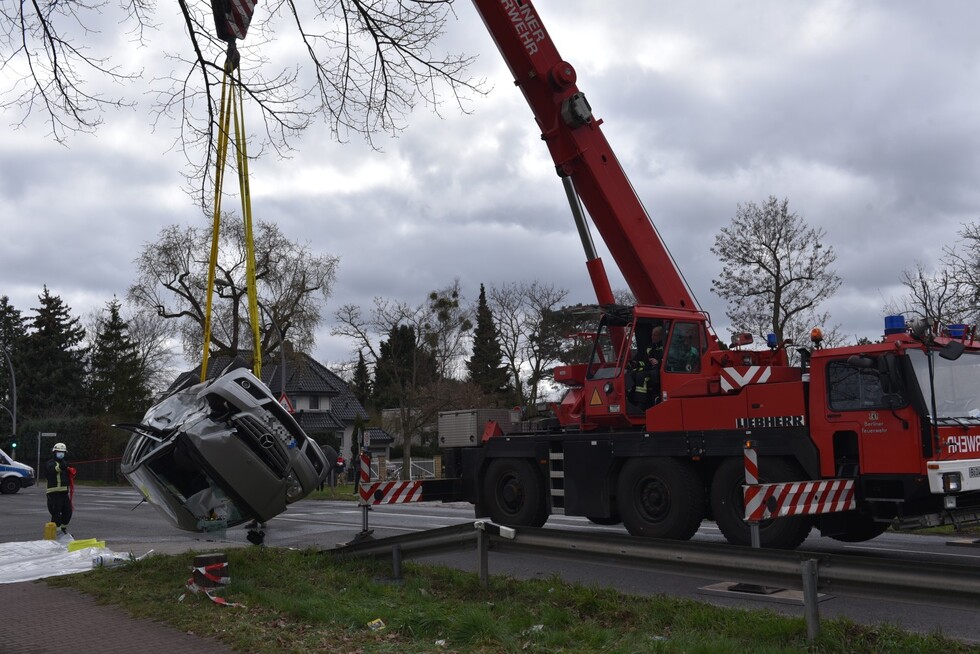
[{"left": 425, "top": 0, "right": 980, "bottom": 549}]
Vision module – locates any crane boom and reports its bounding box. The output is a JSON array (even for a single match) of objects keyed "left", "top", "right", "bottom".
[{"left": 471, "top": 0, "right": 698, "bottom": 311}]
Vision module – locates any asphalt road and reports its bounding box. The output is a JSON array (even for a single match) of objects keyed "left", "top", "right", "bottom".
[{"left": 4, "top": 485, "right": 980, "bottom": 643}]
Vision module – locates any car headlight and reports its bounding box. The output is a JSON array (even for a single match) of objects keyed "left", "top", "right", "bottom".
[{"left": 285, "top": 470, "right": 304, "bottom": 502}]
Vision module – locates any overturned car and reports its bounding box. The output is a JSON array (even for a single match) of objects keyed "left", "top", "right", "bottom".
[{"left": 119, "top": 364, "right": 332, "bottom": 532}]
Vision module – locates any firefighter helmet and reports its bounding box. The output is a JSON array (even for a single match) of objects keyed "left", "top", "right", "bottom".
[{"left": 52, "top": 442, "right": 67, "bottom": 453}]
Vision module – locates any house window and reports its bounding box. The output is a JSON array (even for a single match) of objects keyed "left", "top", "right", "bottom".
[{"left": 309, "top": 396, "right": 320, "bottom": 410}]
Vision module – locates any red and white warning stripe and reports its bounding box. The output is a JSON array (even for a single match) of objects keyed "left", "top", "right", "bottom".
[
  {"left": 359, "top": 453, "right": 371, "bottom": 484},
  {"left": 359, "top": 479, "right": 424, "bottom": 504},
  {"left": 744, "top": 447, "right": 759, "bottom": 486},
  {"left": 721, "top": 366, "right": 772, "bottom": 392},
  {"left": 183, "top": 561, "right": 244, "bottom": 606},
  {"left": 357, "top": 452, "right": 426, "bottom": 504},
  {"left": 196, "top": 562, "right": 230, "bottom": 585},
  {"left": 227, "top": 0, "right": 257, "bottom": 40},
  {"left": 744, "top": 478, "right": 855, "bottom": 522}
]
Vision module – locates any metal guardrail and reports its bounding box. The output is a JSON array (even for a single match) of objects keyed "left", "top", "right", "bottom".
[{"left": 330, "top": 521, "right": 980, "bottom": 620}]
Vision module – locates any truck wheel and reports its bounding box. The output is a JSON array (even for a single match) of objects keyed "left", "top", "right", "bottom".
[
  {"left": 710, "top": 457, "right": 812, "bottom": 549},
  {"left": 482, "top": 458, "right": 547, "bottom": 528},
  {"left": 1, "top": 477, "right": 20, "bottom": 494},
  {"left": 827, "top": 513, "right": 889, "bottom": 543},
  {"left": 616, "top": 458, "right": 705, "bottom": 540}
]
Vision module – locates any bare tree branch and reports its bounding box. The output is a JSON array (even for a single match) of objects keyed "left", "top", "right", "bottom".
[{"left": 2, "top": 0, "right": 486, "bottom": 204}]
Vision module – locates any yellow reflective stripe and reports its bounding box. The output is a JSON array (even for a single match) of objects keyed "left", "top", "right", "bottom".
[{"left": 47, "top": 461, "right": 67, "bottom": 492}]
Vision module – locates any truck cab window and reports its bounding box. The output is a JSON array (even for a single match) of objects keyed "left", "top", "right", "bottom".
[{"left": 827, "top": 360, "right": 905, "bottom": 411}]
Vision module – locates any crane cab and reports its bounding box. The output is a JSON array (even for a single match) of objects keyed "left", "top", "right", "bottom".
[{"left": 553, "top": 305, "right": 716, "bottom": 430}]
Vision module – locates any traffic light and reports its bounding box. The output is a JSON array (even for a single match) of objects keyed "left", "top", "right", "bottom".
[{"left": 10, "top": 441, "right": 15, "bottom": 450}]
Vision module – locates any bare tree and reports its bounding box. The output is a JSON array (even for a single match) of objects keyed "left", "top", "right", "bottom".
[
  {"left": 125, "top": 306, "right": 179, "bottom": 395},
  {"left": 128, "top": 217, "right": 338, "bottom": 361},
  {"left": 0, "top": 0, "right": 146, "bottom": 142},
  {"left": 710, "top": 196, "right": 841, "bottom": 346},
  {"left": 488, "top": 281, "right": 568, "bottom": 413},
  {"left": 944, "top": 221, "right": 980, "bottom": 324},
  {"left": 333, "top": 297, "right": 426, "bottom": 478},
  {"left": 884, "top": 260, "right": 969, "bottom": 328},
  {"left": 3, "top": 1, "right": 484, "bottom": 200},
  {"left": 332, "top": 284, "right": 473, "bottom": 477},
  {"left": 424, "top": 280, "right": 472, "bottom": 380}
]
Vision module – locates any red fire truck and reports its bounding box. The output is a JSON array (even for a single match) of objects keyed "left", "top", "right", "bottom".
[{"left": 415, "top": 0, "right": 980, "bottom": 549}]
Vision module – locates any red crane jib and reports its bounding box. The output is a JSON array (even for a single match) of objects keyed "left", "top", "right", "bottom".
[{"left": 471, "top": 0, "right": 697, "bottom": 311}]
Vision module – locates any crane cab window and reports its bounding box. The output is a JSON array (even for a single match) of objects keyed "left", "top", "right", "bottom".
[
  {"left": 665, "top": 322, "right": 703, "bottom": 373},
  {"left": 587, "top": 322, "right": 620, "bottom": 380}
]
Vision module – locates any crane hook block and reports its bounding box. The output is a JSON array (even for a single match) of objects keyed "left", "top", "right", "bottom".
[{"left": 211, "top": 0, "right": 257, "bottom": 42}]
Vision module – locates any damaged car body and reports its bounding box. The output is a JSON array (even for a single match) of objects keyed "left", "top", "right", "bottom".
[{"left": 119, "top": 364, "right": 331, "bottom": 532}]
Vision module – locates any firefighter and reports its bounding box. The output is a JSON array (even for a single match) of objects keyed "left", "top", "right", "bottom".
[
  {"left": 631, "top": 324, "right": 665, "bottom": 409},
  {"left": 45, "top": 443, "right": 76, "bottom": 535}
]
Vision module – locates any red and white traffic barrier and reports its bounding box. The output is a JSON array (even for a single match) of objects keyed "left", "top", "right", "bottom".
[
  {"left": 359, "top": 479, "right": 425, "bottom": 504},
  {"left": 357, "top": 452, "right": 426, "bottom": 505},
  {"left": 744, "top": 478, "right": 855, "bottom": 521},
  {"left": 742, "top": 446, "right": 855, "bottom": 521}
]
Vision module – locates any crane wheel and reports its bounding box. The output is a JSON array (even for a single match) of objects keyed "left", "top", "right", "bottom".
[
  {"left": 616, "top": 458, "right": 705, "bottom": 540},
  {"left": 482, "top": 458, "right": 548, "bottom": 528},
  {"left": 710, "top": 457, "right": 812, "bottom": 549}
]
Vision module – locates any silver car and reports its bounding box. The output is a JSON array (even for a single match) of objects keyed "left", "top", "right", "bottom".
[{"left": 119, "top": 365, "right": 331, "bottom": 532}]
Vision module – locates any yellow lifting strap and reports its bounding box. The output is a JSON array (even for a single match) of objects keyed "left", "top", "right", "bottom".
[{"left": 200, "top": 53, "right": 262, "bottom": 383}]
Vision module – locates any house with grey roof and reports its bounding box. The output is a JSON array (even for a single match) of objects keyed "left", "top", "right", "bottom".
[{"left": 169, "top": 348, "right": 369, "bottom": 458}]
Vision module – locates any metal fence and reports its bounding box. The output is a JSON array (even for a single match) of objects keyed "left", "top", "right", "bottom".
[{"left": 366, "top": 458, "right": 436, "bottom": 480}]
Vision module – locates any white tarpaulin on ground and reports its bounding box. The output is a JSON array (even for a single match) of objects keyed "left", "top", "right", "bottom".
[{"left": 0, "top": 539, "right": 132, "bottom": 584}]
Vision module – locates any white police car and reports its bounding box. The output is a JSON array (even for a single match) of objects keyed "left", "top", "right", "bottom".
[{"left": 0, "top": 448, "right": 35, "bottom": 494}]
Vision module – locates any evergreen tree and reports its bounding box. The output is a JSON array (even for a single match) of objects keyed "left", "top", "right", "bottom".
[
  {"left": 0, "top": 296, "right": 26, "bottom": 439},
  {"left": 88, "top": 298, "right": 152, "bottom": 419},
  {"left": 351, "top": 350, "right": 372, "bottom": 408},
  {"left": 0, "top": 296, "right": 26, "bottom": 348},
  {"left": 20, "top": 287, "right": 88, "bottom": 419},
  {"left": 466, "top": 283, "right": 510, "bottom": 400},
  {"left": 372, "top": 324, "right": 436, "bottom": 410}
]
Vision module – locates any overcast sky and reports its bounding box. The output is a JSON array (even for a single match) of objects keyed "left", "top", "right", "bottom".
[{"left": 2, "top": 1, "right": 979, "bottom": 373}]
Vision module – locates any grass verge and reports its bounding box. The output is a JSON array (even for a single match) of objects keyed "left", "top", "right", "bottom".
[
  {"left": 46, "top": 546, "right": 974, "bottom": 654},
  {"left": 307, "top": 482, "right": 361, "bottom": 501}
]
